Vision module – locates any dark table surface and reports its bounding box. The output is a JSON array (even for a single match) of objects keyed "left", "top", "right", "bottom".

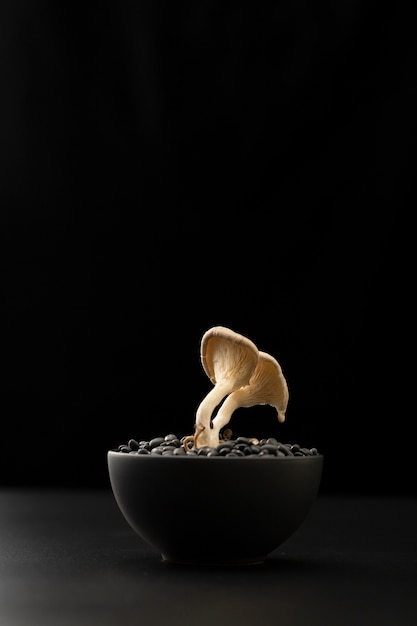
[{"left": 1, "top": 488, "right": 416, "bottom": 626}]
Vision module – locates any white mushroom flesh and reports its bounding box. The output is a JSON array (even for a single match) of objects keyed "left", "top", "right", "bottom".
[
  {"left": 213, "top": 350, "right": 289, "bottom": 434},
  {"left": 194, "top": 326, "right": 259, "bottom": 448}
]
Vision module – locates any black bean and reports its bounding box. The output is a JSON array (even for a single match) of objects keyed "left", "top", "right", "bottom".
[
  {"left": 114, "top": 434, "right": 320, "bottom": 458},
  {"left": 217, "top": 442, "right": 234, "bottom": 452},
  {"left": 278, "top": 444, "right": 292, "bottom": 456},
  {"left": 163, "top": 439, "right": 180, "bottom": 448},
  {"left": 236, "top": 437, "right": 253, "bottom": 445},
  {"left": 197, "top": 446, "right": 215, "bottom": 456},
  {"left": 266, "top": 437, "right": 279, "bottom": 446},
  {"left": 150, "top": 446, "right": 164, "bottom": 455},
  {"left": 162, "top": 448, "right": 176, "bottom": 455},
  {"left": 149, "top": 437, "right": 165, "bottom": 449},
  {"left": 260, "top": 444, "right": 279, "bottom": 455}
]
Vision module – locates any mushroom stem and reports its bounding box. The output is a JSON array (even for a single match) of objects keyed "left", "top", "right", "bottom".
[
  {"left": 194, "top": 381, "right": 233, "bottom": 448},
  {"left": 195, "top": 380, "right": 233, "bottom": 426},
  {"left": 211, "top": 392, "right": 243, "bottom": 433}
]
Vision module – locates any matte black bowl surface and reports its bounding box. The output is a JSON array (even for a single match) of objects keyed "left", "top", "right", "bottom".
[{"left": 107, "top": 451, "right": 323, "bottom": 565}]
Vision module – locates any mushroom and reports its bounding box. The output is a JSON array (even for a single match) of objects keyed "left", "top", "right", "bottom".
[
  {"left": 193, "top": 326, "right": 259, "bottom": 448},
  {"left": 212, "top": 350, "right": 289, "bottom": 435}
]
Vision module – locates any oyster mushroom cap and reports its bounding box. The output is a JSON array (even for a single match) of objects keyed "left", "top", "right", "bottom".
[
  {"left": 194, "top": 326, "right": 259, "bottom": 447},
  {"left": 201, "top": 326, "right": 259, "bottom": 388},
  {"left": 213, "top": 350, "right": 289, "bottom": 433}
]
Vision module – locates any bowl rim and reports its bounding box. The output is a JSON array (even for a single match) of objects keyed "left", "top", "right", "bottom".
[{"left": 107, "top": 449, "right": 323, "bottom": 461}]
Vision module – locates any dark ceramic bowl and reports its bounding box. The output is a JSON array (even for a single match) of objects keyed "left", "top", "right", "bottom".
[{"left": 107, "top": 451, "right": 323, "bottom": 565}]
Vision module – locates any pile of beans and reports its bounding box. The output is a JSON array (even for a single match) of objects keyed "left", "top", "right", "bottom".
[{"left": 113, "top": 433, "right": 319, "bottom": 457}]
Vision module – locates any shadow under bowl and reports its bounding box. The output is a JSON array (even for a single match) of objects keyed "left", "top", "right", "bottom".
[{"left": 107, "top": 450, "right": 323, "bottom": 566}]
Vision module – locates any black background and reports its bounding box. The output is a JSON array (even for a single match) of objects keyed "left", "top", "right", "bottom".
[{"left": 1, "top": 2, "right": 414, "bottom": 494}]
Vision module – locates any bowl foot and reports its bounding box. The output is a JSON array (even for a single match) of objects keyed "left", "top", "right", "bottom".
[{"left": 161, "top": 554, "right": 267, "bottom": 567}]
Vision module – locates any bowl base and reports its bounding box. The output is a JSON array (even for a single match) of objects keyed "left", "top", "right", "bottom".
[{"left": 161, "top": 554, "right": 267, "bottom": 567}]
